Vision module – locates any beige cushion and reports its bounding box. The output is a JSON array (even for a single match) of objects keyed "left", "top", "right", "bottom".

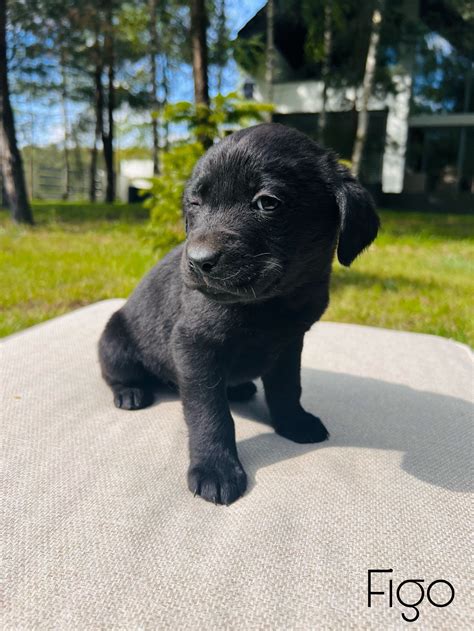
[{"left": 2, "top": 299, "right": 472, "bottom": 629}]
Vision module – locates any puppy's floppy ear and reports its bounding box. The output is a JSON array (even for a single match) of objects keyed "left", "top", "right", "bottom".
[{"left": 333, "top": 165, "right": 380, "bottom": 267}]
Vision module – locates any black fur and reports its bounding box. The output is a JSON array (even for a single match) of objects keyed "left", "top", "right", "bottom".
[{"left": 99, "top": 123, "right": 379, "bottom": 505}]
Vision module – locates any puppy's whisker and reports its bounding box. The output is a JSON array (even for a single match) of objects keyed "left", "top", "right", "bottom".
[
  {"left": 263, "top": 260, "right": 284, "bottom": 275},
  {"left": 209, "top": 269, "right": 241, "bottom": 282}
]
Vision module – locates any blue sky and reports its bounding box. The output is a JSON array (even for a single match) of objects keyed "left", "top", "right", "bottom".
[{"left": 12, "top": 0, "right": 266, "bottom": 148}]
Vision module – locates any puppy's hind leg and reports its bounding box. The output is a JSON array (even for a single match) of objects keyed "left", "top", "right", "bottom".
[{"left": 99, "top": 311, "right": 155, "bottom": 411}]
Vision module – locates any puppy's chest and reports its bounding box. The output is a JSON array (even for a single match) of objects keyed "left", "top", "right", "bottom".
[
  {"left": 226, "top": 332, "right": 284, "bottom": 383},
  {"left": 221, "top": 299, "right": 319, "bottom": 382}
]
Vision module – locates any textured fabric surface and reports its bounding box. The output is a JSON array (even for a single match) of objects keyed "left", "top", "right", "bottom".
[{"left": 2, "top": 299, "right": 473, "bottom": 630}]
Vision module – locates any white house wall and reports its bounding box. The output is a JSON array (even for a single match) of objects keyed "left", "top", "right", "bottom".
[
  {"left": 254, "top": 80, "right": 358, "bottom": 113},
  {"left": 117, "top": 159, "right": 154, "bottom": 203}
]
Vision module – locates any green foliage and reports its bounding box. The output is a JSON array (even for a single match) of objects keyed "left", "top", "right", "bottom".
[
  {"left": 233, "top": 33, "right": 265, "bottom": 78},
  {"left": 143, "top": 142, "right": 203, "bottom": 250},
  {"left": 163, "top": 91, "right": 274, "bottom": 142},
  {"left": 303, "top": 0, "right": 344, "bottom": 64}
]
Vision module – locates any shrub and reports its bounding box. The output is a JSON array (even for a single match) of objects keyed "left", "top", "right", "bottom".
[{"left": 143, "top": 142, "right": 203, "bottom": 251}]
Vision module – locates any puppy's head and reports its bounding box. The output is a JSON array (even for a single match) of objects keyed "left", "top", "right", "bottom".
[{"left": 181, "top": 123, "right": 379, "bottom": 303}]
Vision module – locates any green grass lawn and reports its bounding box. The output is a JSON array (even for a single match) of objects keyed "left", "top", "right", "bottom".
[{"left": 1, "top": 201, "right": 473, "bottom": 345}]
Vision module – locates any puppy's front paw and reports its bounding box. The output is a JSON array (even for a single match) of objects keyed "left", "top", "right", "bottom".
[
  {"left": 188, "top": 455, "right": 247, "bottom": 505},
  {"left": 275, "top": 411, "right": 329, "bottom": 444}
]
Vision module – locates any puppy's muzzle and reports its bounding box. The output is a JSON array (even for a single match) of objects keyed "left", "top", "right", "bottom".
[{"left": 187, "top": 243, "right": 222, "bottom": 275}]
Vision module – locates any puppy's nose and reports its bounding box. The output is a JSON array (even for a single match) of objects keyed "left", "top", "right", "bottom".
[{"left": 187, "top": 244, "right": 221, "bottom": 274}]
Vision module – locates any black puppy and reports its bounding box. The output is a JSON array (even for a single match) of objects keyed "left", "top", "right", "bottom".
[{"left": 99, "top": 123, "right": 379, "bottom": 505}]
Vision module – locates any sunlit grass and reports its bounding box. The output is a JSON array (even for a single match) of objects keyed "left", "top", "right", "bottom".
[
  {"left": 0, "top": 202, "right": 157, "bottom": 337},
  {"left": 1, "top": 202, "right": 473, "bottom": 345},
  {"left": 326, "top": 212, "right": 474, "bottom": 345}
]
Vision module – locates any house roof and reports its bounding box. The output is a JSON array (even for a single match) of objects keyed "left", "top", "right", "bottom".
[
  {"left": 237, "top": 2, "right": 307, "bottom": 73},
  {"left": 237, "top": 0, "right": 473, "bottom": 73}
]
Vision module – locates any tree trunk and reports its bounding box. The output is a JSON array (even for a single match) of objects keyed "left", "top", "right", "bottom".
[
  {"left": 60, "top": 49, "right": 71, "bottom": 200},
  {"left": 190, "top": 0, "right": 211, "bottom": 147},
  {"left": 149, "top": 0, "right": 160, "bottom": 174},
  {"left": 265, "top": 0, "right": 275, "bottom": 107},
  {"left": 216, "top": 0, "right": 226, "bottom": 94},
  {"left": 457, "top": 62, "right": 472, "bottom": 192},
  {"left": 0, "top": 0, "right": 33, "bottom": 223},
  {"left": 158, "top": 1, "right": 170, "bottom": 151},
  {"left": 351, "top": 0, "right": 384, "bottom": 178},
  {"left": 90, "top": 56, "right": 103, "bottom": 203},
  {"left": 70, "top": 123, "right": 84, "bottom": 191},
  {"left": 102, "top": 15, "right": 115, "bottom": 203},
  {"left": 103, "top": 60, "right": 115, "bottom": 202},
  {"left": 317, "top": 3, "right": 332, "bottom": 145},
  {"left": 89, "top": 137, "right": 98, "bottom": 202},
  {"left": 162, "top": 54, "right": 170, "bottom": 151}
]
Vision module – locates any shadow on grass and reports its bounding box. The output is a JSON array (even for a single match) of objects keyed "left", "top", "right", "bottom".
[
  {"left": 330, "top": 268, "right": 438, "bottom": 292},
  {"left": 30, "top": 201, "right": 149, "bottom": 225},
  {"left": 378, "top": 210, "right": 474, "bottom": 241},
  {"left": 2, "top": 204, "right": 471, "bottom": 239}
]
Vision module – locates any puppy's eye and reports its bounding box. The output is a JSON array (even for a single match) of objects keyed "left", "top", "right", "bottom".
[
  {"left": 189, "top": 199, "right": 201, "bottom": 207},
  {"left": 253, "top": 195, "right": 280, "bottom": 212}
]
